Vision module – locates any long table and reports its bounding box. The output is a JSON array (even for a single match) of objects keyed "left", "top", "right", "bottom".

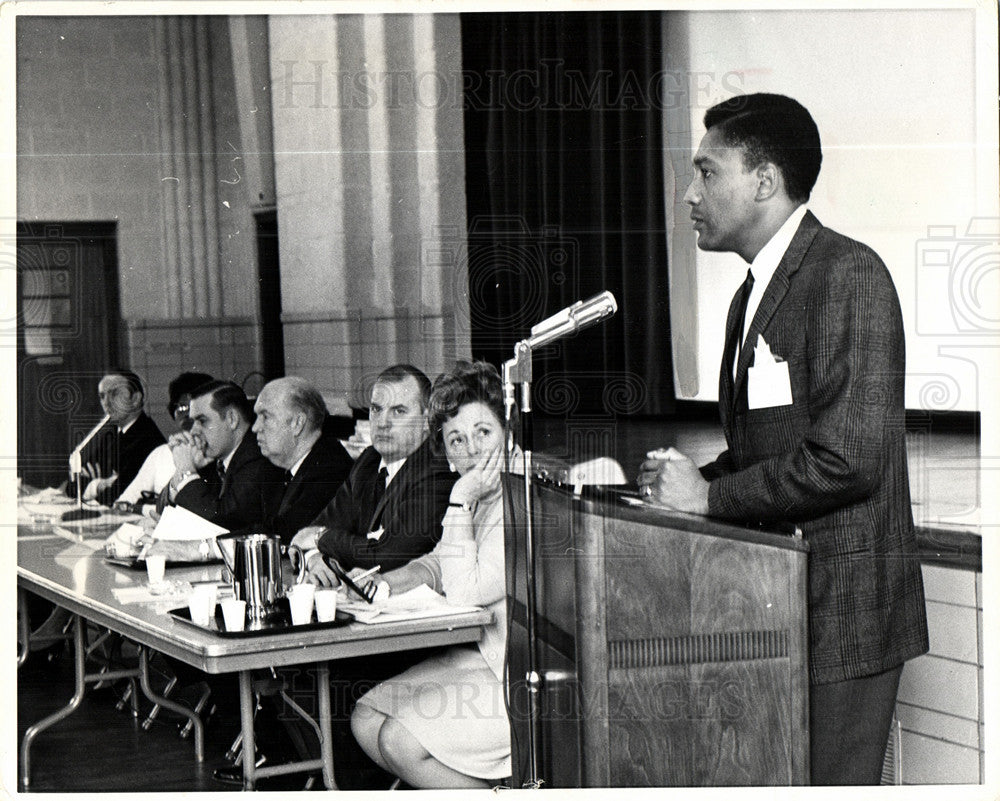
[{"left": 17, "top": 520, "right": 491, "bottom": 791}]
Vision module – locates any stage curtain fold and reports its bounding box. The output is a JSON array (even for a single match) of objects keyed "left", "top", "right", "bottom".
[{"left": 461, "top": 10, "right": 674, "bottom": 417}]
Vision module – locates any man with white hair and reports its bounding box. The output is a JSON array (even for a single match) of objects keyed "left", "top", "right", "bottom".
[{"left": 251, "top": 376, "right": 353, "bottom": 544}]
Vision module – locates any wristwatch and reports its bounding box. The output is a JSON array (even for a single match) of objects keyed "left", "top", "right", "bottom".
[{"left": 172, "top": 469, "right": 197, "bottom": 493}]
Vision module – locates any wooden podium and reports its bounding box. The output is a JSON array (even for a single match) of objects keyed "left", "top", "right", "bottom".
[{"left": 504, "top": 477, "right": 810, "bottom": 787}]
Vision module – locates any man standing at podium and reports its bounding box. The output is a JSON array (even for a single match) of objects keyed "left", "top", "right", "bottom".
[{"left": 638, "top": 93, "right": 928, "bottom": 785}]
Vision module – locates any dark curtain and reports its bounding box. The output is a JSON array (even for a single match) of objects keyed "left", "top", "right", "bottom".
[{"left": 461, "top": 11, "right": 674, "bottom": 417}]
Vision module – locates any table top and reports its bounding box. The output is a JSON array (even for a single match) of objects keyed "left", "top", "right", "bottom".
[{"left": 17, "top": 514, "right": 490, "bottom": 674}]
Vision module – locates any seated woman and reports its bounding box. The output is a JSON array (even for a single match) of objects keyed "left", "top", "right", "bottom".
[{"left": 349, "top": 360, "right": 516, "bottom": 789}]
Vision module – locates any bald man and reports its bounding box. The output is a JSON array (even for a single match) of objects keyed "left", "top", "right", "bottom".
[{"left": 251, "top": 377, "right": 354, "bottom": 544}]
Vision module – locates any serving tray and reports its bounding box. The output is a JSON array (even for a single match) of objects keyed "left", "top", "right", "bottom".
[
  {"left": 105, "top": 555, "right": 222, "bottom": 570},
  {"left": 169, "top": 596, "right": 354, "bottom": 637}
]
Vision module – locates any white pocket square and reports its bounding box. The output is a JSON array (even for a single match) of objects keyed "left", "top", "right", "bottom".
[{"left": 747, "top": 335, "right": 793, "bottom": 409}]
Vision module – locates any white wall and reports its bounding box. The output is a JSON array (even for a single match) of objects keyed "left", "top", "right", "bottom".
[
  {"left": 268, "top": 14, "right": 470, "bottom": 406},
  {"left": 664, "top": 8, "right": 999, "bottom": 412}
]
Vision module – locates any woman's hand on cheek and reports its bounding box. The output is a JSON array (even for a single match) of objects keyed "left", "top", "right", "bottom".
[{"left": 450, "top": 446, "right": 502, "bottom": 505}]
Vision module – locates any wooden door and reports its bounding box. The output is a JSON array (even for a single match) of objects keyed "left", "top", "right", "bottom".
[{"left": 16, "top": 222, "right": 122, "bottom": 488}]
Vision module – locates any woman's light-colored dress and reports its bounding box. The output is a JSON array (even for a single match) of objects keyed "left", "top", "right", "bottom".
[{"left": 355, "top": 488, "right": 511, "bottom": 779}]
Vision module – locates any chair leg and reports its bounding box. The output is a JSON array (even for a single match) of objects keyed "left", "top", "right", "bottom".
[
  {"left": 179, "top": 688, "right": 213, "bottom": 739},
  {"left": 225, "top": 730, "right": 243, "bottom": 763},
  {"left": 142, "top": 675, "right": 178, "bottom": 730},
  {"left": 116, "top": 679, "right": 141, "bottom": 718},
  {"left": 115, "top": 682, "right": 133, "bottom": 712},
  {"left": 226, "top": 694, "right": 263, "bottom": 764}
]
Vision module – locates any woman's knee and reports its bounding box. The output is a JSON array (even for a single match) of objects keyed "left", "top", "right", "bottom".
[
  {"left": 351, "top": 704, "right": 385, "bottom": 751},
  {"left": 377, "top": 717, "right": 429, "bottom": 770}
]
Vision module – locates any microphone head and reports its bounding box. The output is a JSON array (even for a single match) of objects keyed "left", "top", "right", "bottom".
[
  {"left": 595, "top": 290, "right": 617, "bottom": 317},
  {"left": 572, "top": 290, "right": 618, "bottom": 327}
]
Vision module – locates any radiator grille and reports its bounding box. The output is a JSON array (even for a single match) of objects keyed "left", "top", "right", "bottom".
[{"left": 608, "top": 629, "right": 789, "bottom": 668}]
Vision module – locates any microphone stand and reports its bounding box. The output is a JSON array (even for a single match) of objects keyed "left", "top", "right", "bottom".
[
  {"left": 62, "top": 414, "right": 110, "bottom": 522},
  {"left": 503, "top": 339, "right": 541, "bottom": 787},
  {"left": 501, "top": 290, "right": 617, "bottom": 787}
]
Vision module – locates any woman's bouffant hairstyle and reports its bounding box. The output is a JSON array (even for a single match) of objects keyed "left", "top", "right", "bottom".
[{"left": 428, "top": 360, "right": 506, "bottom": 450}]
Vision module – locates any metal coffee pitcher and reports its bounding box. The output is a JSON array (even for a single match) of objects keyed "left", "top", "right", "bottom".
[{"left": 216, "top": 531, "right": 283, "bottom": 622}]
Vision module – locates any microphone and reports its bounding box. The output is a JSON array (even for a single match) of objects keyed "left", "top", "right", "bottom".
[
  {"left": 68, "top": 414, "right": 111, "bottom": 476},
  {"left": 63, "top": 413, "right": 110, "bottom": 522},
  {"left": 526, "top": 291, "right": 618, "bottom": 349}
]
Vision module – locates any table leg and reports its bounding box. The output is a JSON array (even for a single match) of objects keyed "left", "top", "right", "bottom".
[
  {"left": 239, "top": 670, "right": 257, "bottom": 791},
  {"left": 137, "top": 647, "right": 204, "bottom": 761},
  {"left": 17, "top": 587, "right": 31, "bottom": 669},
  {"left": 316, "top": 662, "right": 337, "bottom": 790},
  {"left": 19, "top": 613, "right": 86, "bottom": 790}
]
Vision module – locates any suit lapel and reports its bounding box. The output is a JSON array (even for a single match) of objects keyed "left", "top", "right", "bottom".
[
  {"left": 278, "top": 440, "right": 320, "bottom": 516},
  {"left": 221, "top": 431, "right": 253, "bottom": 498},
  {"left": 365, "top": 439, "right": 430, "bottom": 533},
  {"left": 278, "top": 466, "right": 301, "bottom": 517},
  {"left": 732, "top": 212, "right": 822, "bottom": 407}
]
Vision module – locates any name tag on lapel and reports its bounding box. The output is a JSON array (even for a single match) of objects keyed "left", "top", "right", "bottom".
[{"left": 747, "top": 335, "right": 793, "bottom": 409}]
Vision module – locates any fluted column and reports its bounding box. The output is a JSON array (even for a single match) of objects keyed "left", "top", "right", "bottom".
[
  {"left": 155, "top": 16, "right": 223, "bottom": 319},
  {"left": 270, "top": 13, "right": 470, "bottom": 403}
]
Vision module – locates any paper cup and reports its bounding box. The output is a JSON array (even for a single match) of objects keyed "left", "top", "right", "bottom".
[
  {"left": 188, "top": 584, "right": 217, "bottom": 627},
  {"left": 287, "top": 585, "right": 315, "bottom": 625},
  {"left": 145, "top": 554, "right": 166, "bottom": 585},
  {"left": 314, "top": 589, "right": 338, "bottom": 622},
  {"left": 220, "top": 598, "right": 247, "bottom": 632}
]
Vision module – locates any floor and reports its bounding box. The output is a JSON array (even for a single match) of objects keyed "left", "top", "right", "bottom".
[
  {"left": 15, "top": 643, "right": 329, "bottom": 793},
  {"left": 17, "top": 648, "right": 241, "bottom": 792}
]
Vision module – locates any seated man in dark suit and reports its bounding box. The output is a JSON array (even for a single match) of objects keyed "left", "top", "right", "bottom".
[
  {"left": 251, "top": 376, "right": 354, "bottom": 544},
  {"left": 163, "top": 380, "right": 285, "bottom": 530},
  {"left": 276, "top": 364, "right": 456, "bottom": 790},
  {"left": 295, "top": 364, "right": 457, "bottom": 582},
  {"left": 68, "top": 368, "right": 166, "bottom": 505},
  {"left": 114, "top": 371, "right": 214, "bottom": 511}
]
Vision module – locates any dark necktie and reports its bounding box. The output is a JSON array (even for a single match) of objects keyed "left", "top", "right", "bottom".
[
  {"left": 367, "top": 467, "right": 390, "bottom": 539},
  {"left": 372, "top": 467, "right": 388, "bottom": 510},
  {"left": 284, "top": 470, "right": 293, "bottom": 486},
  {"left": 729, "top": 268, "right": 755, "bottom": 375},
  {"left": 216, "top": 460, "right": 227, "bottom": 486}
]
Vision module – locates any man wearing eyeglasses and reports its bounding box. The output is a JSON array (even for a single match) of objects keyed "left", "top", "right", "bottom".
[{"left": 68, "top": 369, "right": 166, "bottom": 506}]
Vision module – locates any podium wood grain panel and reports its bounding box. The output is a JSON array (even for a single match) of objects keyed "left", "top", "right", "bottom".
[{"left": 505, "top": 479, "right": 809, "bottom": 787}]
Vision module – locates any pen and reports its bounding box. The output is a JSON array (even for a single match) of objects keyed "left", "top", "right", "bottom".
[{"left": 354, "top": 565, "right": 381, "bottom": 583}]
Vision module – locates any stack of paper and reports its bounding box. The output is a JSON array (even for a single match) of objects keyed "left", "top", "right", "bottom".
[
  {"left": 112, "top": 581, "right": 193, "bottom": 605},
  {"left": 152, "top": 506, "right": 229, "bottom": 540},
  {"left": 340, "top": 584, "right": 481, "bottom": 625}
]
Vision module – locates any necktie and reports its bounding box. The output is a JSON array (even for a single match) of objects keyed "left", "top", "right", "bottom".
[
  {"left": 367, "top": 467, "right": 390, "bottom": 541},
  {"left": 730, "top": 268, "right": 755, "bottom": 378},
  {"left": 372, "top": 467, "right": 388, "bottom": 509},
  {"left": 284, "top": 470, "right": 293, "bottom": 486},
  {"left": 216, "top": 460, "right": 227, "bottom": 484}
]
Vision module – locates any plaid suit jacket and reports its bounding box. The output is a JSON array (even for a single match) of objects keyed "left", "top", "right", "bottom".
[{"left": 701, "top": 211, "right": 929, "bottom": 684}]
